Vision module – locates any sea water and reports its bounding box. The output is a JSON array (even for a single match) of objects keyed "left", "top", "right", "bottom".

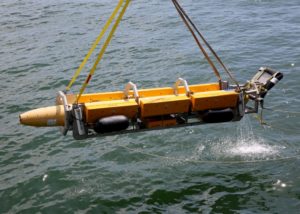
[{"left": 1, "top": 0, "right": 300, "bottom": 213}]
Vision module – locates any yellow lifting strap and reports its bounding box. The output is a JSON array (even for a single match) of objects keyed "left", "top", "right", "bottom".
[
  {"left": 76, "top": 0, "right": 131, "bottom": 103},
  {"left": 65, "top": 0, "right": 124, "bottom": 92}
]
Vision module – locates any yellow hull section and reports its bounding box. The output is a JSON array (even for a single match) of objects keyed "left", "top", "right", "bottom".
[
  {"left": 85, "top": 99, "right": 138, "bottom": 123},
  {"left": 191, "top": 90, "right": 238, "bottom": 111},
  {"left": 139, "top": 94, "right": 190, "bottom": 118}
]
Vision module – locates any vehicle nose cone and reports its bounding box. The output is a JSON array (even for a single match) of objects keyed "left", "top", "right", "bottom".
[{"left": 19, "top": 105, "right": 65, "bottom": 127}]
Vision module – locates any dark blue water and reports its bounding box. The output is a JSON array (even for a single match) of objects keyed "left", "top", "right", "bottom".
[{"left": 1, "top": 0, "right": 300, "bottom": 213}]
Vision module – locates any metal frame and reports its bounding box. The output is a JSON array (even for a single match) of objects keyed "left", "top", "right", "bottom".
[
  {"left": 56, "top": 91, "right": 72, "bottom": 135},
  {"left": 124, "top": 81, "right": 139, "bottom": 102},
  {"left": 173, "top": 78, "right": 191, "bottom": 96},
  {"left": 86, "top": 112, "right": 241, "bottom": 139}
]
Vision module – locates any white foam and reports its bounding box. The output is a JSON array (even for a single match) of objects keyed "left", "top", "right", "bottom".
[{"left": 229, "top": 142, "right": 278, "bottom": 156}]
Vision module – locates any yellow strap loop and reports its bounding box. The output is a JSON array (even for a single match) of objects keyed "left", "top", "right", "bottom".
[
  {"left": 65, "top": 0, "right": 124, "bottom": 92},
  {"left": 76, "top": 0, "right": 131, "bottom": 103}
]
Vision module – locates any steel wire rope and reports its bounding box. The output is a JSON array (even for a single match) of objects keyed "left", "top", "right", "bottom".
[
  {"left": 253, "top": 111, "right": 300, "bottom": 133},
  {"left": 263, "top": 107, "right": 300, "bottom": 115},
  {"left": 171, "top": 0, "right": 222, "bottom": 82},
  {"left": 172, "top": 0, "right": 241, "bottom": 90}
]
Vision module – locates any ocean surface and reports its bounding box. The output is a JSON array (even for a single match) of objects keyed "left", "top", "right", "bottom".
[{"left": 1, "top": 0, "right": 300, "bottom": 213}]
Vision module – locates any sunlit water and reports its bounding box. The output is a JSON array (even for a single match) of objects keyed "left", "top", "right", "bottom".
[{"left": 1, "top": 0, "right": 300, "bottom": 213}]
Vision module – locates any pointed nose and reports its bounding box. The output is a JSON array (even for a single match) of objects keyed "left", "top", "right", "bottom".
[{"left": 19, "top": 105, "right": 65, "bottom": 127}]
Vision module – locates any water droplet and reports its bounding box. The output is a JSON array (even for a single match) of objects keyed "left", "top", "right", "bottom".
[
  {"left": 78, "top": 189, "right": 86, "bottom": 194},
  {"left": 281, "top": 183, "right": 286, "bottom": 188},
  {"left": 42, "top": 174, "right": 48, "bottom": 182}
]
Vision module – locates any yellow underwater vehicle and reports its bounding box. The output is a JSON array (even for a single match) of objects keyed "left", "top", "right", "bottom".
[{"left": 19, "top": 0, "right": 283, "bottom": 140}]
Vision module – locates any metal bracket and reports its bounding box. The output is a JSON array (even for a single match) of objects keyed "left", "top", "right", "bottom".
[
  {"left": 173, "top": 78, "right": 191, "bottom": 96},
  {"left": 220, "top": 80, "right": 229, "bottom": 90},
  {"left": 124, "top": 81, "right": 139, "bottom": 102},
  {"left": 56, "top": 91, "right": 72, "bottom": 135}
]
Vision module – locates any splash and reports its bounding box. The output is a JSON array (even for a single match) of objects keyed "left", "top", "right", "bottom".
[
  {"left": 229, "top": 143, "right": 275, "bottom": 155},
  {"left": 224, "top": 136, "right": 281, "bottom": 159},
  {"left": 209, "top": 117, "right": 284, "bottom": 161}
]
